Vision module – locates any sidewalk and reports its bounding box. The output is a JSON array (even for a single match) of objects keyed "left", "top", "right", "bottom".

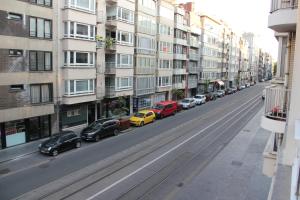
[
  {"left": 174, "top": 108, "right": 272, "bottom": 200},
  {"left": 0, "top": 128, "right": 134, "bottom": 164}
]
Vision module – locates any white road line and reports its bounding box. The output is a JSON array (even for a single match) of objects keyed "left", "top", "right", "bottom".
[{"left": 86, "top": 94, "right": 261, "bottom": 200}]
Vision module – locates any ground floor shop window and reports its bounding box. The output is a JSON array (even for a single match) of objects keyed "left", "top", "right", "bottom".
[
  {"left": 28, "top": 116, "right": 50, "bottom": 141},
  {"left": 61, "top": 105, "right": 87, "bottom": 129},
  {"left": 5, "top": 120, "right": 26, "bottom": 147},
  {"left": 133, "top": 96, "right": 152, "bottom": 112},
  {"left": 104, "top": 97, "right": 130, "bottom": 118}
]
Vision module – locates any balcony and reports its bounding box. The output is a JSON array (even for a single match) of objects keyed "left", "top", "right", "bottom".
[
  {"left": 174, "top": 53, "right": 187, "bottom": 60},
  {"left": 135, "top": 88, "right": 155, "bottom": 96},
  {"left": 105, "top": 86, "right": 133, "bottom": 98},
  {"left": 173, "top": 81, "right": 186, "bottom": 89},
  {"left": 188, "top": 66, "right": 198, "bottom": 74},
  {"left": 105, "top": 63, "right": 133, "bottom": 75},
  {"left": 268, "top": 0, "right": 298, "bottom": 32},
  {"left": 174, "top": 38, "right": 188, "bottom": 46},
  {"left": 156, "top": 85, "right": 172, "bottom": 92},
  {"left": 189, "top": 53, "right": 199, "bottom": 61},
  {"left": 135, "top": 67, "right": 156, "bottom": 75},
  {"left": 173, "top": 68, "right": 187, "bottom": 75},
  {"left": 261, "top": 87, "right": 291, "bottom": 133},
  {"left": 188, "top": 79, "right": 198, "bottom": 89},
  {"left": 190, "top": 40, "right": 200, "bottom": 48}
]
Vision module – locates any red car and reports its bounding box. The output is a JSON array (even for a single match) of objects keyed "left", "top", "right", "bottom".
[{"left": 151, "top": 101, "right": 178, "bottom": 119}]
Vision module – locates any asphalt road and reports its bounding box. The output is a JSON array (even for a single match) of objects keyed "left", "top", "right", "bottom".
[{"left": 0, "top": 84, "right": 266, "bottom": 200}]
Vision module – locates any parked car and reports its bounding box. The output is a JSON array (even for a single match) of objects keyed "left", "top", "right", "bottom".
[
  {"left": 212, "top": 91, "right": 222, "bottom": 98},
  {"left": 246, "top": 83, "right": 251, "bottom": 88},
  {"left": 231, "top": 87, "right": 237, "bottom": 93},
  {"left": 39, "top": 131, "right": 81, "bottom": 156},
  {"left": 240, "top": 85, "right": 246, "bottom": 89},
  {"left": 194, "top": 94, "right": 206, "bottom": 105},
  {"left": 217, "top": 90, "right": 225, "bottom": 97},
  {"left": 130, "top": 110, "right": 156, "bottom": 126},
  {"left": 250, "top": 82, "right": 255, "bottom": 86},
  {"left": 205, "top": 92, "right": 217, "bottom": 101},
  {"left": 151, "top": 101, "right": 177, "bottom": 118},
  {"left": 81, "top": 119, "right": 120, "bottom": 142},
  {"left": 225, "top": 88, "right": 233, "bottom": 95},
  {"left": 179, "top": 98, "right": 196, "bottom": 109}
]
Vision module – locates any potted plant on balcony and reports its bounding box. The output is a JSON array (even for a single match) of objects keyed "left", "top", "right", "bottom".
[
  {"left": 96, "top": 35, "right": 104, "bottom": 48},
  {"left": 105, "top": 37, "right": 116, "bottom": 49}
]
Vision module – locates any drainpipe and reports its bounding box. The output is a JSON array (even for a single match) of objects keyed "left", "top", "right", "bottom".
[{"left": 284, "top": 33, "right": 292, "bottom": 89}]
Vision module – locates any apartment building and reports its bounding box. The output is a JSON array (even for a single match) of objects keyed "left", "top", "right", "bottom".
[
  {"left": 238, "top": 38, "right": 249, "bottom": 86},
  {"left": 172, "top": 5, "right": 189, "bottom": 98},
  {"left": 182, "top": 2, "right": 201, "bottom": 97},
  {"left": 220, "top": 23, "right": 232, "bottom": 88},
  {"left": 227, "top": 32, "right": 240, "bottom": 88},
  {"left": 102, "top": 0, "right": 135, "bottom": 118},
  {"left": 261, "top": 0, "right": 299, "bottom": 199},
  {"left": 156, "top": 0, "right": 174, "bottom": 102},
  {"left": 132, "top": 0, "right": 157, "bottom": 112},
  {"left": 199, "top": 15, "right": 224, "bottom": 93},
  {"left": 0, "top": 0, "right": 56, "bottom": 149}
]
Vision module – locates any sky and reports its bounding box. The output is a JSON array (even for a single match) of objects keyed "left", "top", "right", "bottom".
[{"left": 178, "top": 0, "right": 278, "bottom": 61}]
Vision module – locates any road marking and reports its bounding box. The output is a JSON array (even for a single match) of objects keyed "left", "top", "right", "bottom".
[{"left": 86, "top": 94, "right": 262, "bottom": 200}]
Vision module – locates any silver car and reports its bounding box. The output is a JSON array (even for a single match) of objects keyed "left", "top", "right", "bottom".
[
  {"left": 194, "top": 95, "right": 206, "bottom": 105},
  {"left": 180, "top": 98, "right": 196, "bottom": 109}
]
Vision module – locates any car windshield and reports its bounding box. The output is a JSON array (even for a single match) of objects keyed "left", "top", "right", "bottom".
[
  {"left": 48, "top": 135, "right": 60, "bottom": 143},
  {"left": 182, "top": 99, "right": 190, "bottom": 103},
  {"left": 153, "top": 104, "right": 164, "bottom": 110},
  {"left": 88, "top": 121, "right": 102, "bottom": 130},
  {"left": 134, "top": 112, "right": 145, "bottom": 118}
]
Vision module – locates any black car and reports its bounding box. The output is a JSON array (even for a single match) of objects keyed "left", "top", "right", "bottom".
[
  {"left": 205, "top": 92, "right": 217, "bottom": 101},
  {"left": 81, "top": 119, "right": 120, "bottom": 142},
  {"left": 39, "top": 131, "right": 81, "bottom": 156}
]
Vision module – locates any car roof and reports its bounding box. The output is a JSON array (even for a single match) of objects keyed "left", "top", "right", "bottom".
[
  {"left": 138, "top": 110, "right": 152, "bottom": 114},
  {"left": 156, "top": 101, "right": 176, "bottom": 105},
  {"left": 52, "top": 130, "right": 75, "bottom": 137}
]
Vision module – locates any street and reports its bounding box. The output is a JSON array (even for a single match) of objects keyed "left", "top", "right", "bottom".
[{"left": 0, "top": 84, "right": 267, "bottom": 200}]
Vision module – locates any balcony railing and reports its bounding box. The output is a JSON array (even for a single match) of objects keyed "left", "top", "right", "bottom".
[
  {"left": 135, "top": 67, "right": 156, "bottom": 75},
  {"left": 264, "top": 87, "right": 291, "bottom": 121},
  {"left": 188, "top": 66, "right": 198, "bottom": 73},
  {"left": 135, "top": 88, "right": 155, "bottom": 96},
  {"left": 189, "top": 53, "right": 199, "bottom": 61},
  {"left": 270, "top": 0, "right": 298, "bottom": 13}
]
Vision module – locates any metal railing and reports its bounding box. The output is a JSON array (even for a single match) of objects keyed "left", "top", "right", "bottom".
[
  {"left": 189, "top": 53, "right": 199, "bottom": 61},
  {"left": 264, "top": 87, "right": 291, "bottom": 121},
  {"left": 270, "top": 0, "right": 298, "bottom": 13},
  {"left": 135, "top": 88, "right": 155, "bottom": 96}
]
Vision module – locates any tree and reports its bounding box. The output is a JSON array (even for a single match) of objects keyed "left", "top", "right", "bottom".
[
  {"left": 172, "top": 89, "right": 185, "bottom": 101},
  {"left": 204, "top": 79, "right": 210, "bottom": 93}
]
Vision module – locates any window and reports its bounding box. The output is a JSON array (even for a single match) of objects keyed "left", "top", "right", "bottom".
[
  {"left": 7, "top": 12, "right": 23, "bottom": 21},
  {"left": 116, "top": 77, "right": 133, "bottom": 90},
  {"left": 136, "top": 36, "right": 156, "bottom": 54},
  {"left": 159, "top": 60, "right": 171, "bottom": 69},
  {"left": 30, "top": 0, "right": 52, "bottom": 7},
  {"left": 64, "top": 21, "right": 95, "bottom": 40},
  {"left": 117, "top": 31, "right": 133, "bottom": 45},
  {"left": 136, "top": 57, "right": 156, "bottom": 69},
  {"left": 159, "top": 6, "right": 173, "bottom": 20},
  {"left": 29, "top": 51, "right": 52, "bottom": 71},
  {"left": 113, "top": 7, "right": 134, "bottom": 23},
  {"left": 10, "top": 85, "right": 24, "bottom": 91},
  {"left": 139, "top": 0, "right": 156, "bottom": 10},
  {"left": 137, "top": 15, "right": 156, "bottom": 35},
  {"left": 64, "top": 79, "right": 95, "bottom": 95},
  {"left": 9, "top": 49, "right": 23, "bottom": 56},
  {"left": 159, "top": 24, "right": 172, "bottom": 36},
  {"left": 29, "top": 17, "right": 52, "bottom": 39},
  {"left": 67, "top": 109, "right": 80, "bottom": 117},
  {"left": 64, "top": 51, "right": 94, "bottom": 66},
  {"left": 117, "top": 54, "right": 133, "bottom": 67},
  {"left": 159, "top": 42, "right": 172, "bottom": 53},
  {"left": 30, "top": 84, "right": 52, "bottom": 103},
  {"left": 157, "top": 76, "right": 171, "bottom": 87},
  {"left": 66, "top": 0, "right": 96, "bottom": 13},
  {"left": 136, "top": 76, "right": 155, "bottom": 90}
]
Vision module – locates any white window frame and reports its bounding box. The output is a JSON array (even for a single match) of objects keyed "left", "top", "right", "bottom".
[
  {"left": 64, "top": 79, "right": 95, "bottom": 96},
  {"left": 157, "top": 76, "right": 172, "bottom": 87},
  {"left": 116, "top": 54, "right": 133, "bottom": 68},
  {"left": 64, "top": 21, "right": 95, "bottom": 40},
  {"left": 116, "top": 77, "right": 133, "bottom": 90},
  {"left": 117, "top": 7, "right": 134, "bottom": 24},
  {"left": 116, "top": 30, "right": 134, "bottom": 46},
  {"left": 64, "top": 51, "right": 95, "bottom": 67},
  {"left": 65, "top": 0, "right": 96, "bottom": 13}
]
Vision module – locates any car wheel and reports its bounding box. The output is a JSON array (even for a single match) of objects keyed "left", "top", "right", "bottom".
[
  {"left": 95, "top": 135, "right": 100, "bottom": 142},
  {"left": 113, "top": 129, "right": 120, "bottom": 136},
  {"left": 75, "top": 141, "right": 81, "bottom": 148},
  {"left": 52, "top": 149, "right": 58, "bottom": 156},
  {"left": 140, "top": 121, "right": 144, "bottom": 126}
]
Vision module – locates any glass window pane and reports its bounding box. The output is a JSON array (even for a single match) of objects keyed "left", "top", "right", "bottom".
[
  {"left": 44, "top": 20, "right": 51, "bottom": 38},
  {"left": 30, "top": 18, "right": 36, "bottom": 37},
  {"left": 76, "top": 80, "right": 89, "bottom": 92},
  {"left": 89, "top": 79, "right": 94, "bottom": 91},
  {"left": 37, "top": 52, "right": 44, "bottom": 70},
  {"left": 41, "top": 84, "right": 50, "bottom": 102},
  {"left": 70, "top": 80, "right": 74, "bottom": 93},
  {"left": 31, "top": 85, "right": 40, "bottom": 103},
  {"left": 77, "top": 0, "right": 89, "bottom": 9},
  {"left": 45, "top": 52, "right": 52, "bottom": 70},
  {"left": 76, "top": 52, "right": 88, "bottom": 64},
  {"left": 29, "top": 51, "right": 37, "bottom": 70},
  {"left": 70, "top": 52, "right": 74, "bottom": 63},
  {"left": 77, "top": 24, "right": 88, "bottom": 36},
  {"left": 37, "top": 0, "right": 44, "bottom": 5},
  {"left": 37, "top": 18, "right": 44, "bottom": 38}
]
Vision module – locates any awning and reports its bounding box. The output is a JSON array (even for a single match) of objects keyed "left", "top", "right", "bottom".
[{"left": 215, "top": 80, "right": 225, "bottom": 86}]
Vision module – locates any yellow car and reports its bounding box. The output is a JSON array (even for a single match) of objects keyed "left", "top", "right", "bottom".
[{"left": 129, "top": 110, "right": 156, "bottom": 127}]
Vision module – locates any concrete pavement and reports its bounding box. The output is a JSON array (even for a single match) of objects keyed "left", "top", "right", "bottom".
[{"left": 174, "top": 109, "right": 272, "bottom": 200}]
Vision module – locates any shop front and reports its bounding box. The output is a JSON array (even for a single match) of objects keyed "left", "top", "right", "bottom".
[
  {"left": 0, "top": 115, "right": 51, "bottom": 149},
  {"left": 103, "top": 96, "right": 130, "bottom": 118},
  {"left": 133, "top": 95, "right": 153, "bottom": 113}
]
